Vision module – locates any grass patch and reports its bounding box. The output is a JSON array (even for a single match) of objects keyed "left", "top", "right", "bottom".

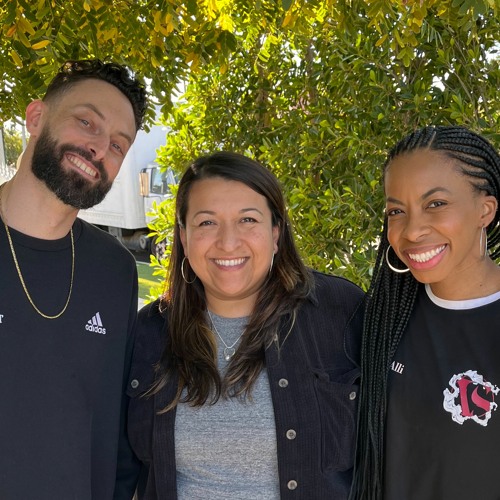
[{"left": 137, "top": 261, "right": 163, "bottom": 300}]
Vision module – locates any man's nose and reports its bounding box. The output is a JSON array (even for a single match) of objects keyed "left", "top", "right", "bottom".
[{"left": 87, "top": 134, "right": 108, "bottom": 161}]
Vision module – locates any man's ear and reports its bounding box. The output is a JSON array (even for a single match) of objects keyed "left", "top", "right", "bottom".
[{"left": 25, "top": 100, "right": 46, "bottom": 137}]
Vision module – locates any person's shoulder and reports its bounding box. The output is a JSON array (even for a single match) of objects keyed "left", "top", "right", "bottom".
[
  {"left": 309, "top": 270, "right": 364, "bottom": 363},
  {"left": 138, "top": 298, "right": 165, "bottom": 327},
  {"left": 133, "top": 298, "right": 166, "bottom": 363},
  {"left": 76, "top": 218, "right": 135, "bottom": 264},
  {"left": 311, "top": 269, "right": 365, "bottom": 300},
  {"left": 137, "top": 298, "right": 168, "bottom": 344},
  {"left": 76, "top": 218, "right": 125, "bottom": 248}
]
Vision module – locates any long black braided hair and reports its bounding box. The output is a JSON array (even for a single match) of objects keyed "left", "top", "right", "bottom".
[{"left": 350, "top": 126, "right": 500, "bottom": 499}]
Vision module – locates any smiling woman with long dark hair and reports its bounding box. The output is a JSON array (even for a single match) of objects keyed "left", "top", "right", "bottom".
[{"left": 127, "top": 151, "right": 364, "bottom": 499}]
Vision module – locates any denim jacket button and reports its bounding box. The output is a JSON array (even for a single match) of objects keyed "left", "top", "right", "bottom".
[
  {"left": 130, "top": 379, "right": 139, "bottom": 389},
  {"left": 286, "top": 429, "right": 296, "bottom": 440},
  {"left": 287, "top": 480, "right": 298, "bottom": 490}
]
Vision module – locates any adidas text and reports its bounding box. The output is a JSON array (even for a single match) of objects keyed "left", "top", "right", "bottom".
[
  {"left": 85, "top": 324, "right": 106, "bottom": 335},
  {"left": 86, "top": 312, "right": 106, "bottom": 335}
]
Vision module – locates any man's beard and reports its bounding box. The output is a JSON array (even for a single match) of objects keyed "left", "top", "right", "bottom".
[{"left": 31, "top": 127, "right": 113, "bottom": 209}]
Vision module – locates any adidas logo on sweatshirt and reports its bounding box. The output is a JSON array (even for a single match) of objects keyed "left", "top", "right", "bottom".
[{"left": 85, "top": 312, "right": 106, "bottom": 335}]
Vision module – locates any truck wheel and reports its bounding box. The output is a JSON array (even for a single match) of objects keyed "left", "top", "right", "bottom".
[{"left": 138, "top": 233, "right": 150, "bottom": 251}]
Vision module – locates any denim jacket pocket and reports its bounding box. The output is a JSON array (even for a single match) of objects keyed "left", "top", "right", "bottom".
[{"left": 313, "top": 367, "right": 359, "bottom": 472}]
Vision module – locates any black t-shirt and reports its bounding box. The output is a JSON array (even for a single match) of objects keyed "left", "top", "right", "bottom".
[
  {"left": 0, "top": 218, "right": 138, "bottom": 499},
  {"left": 385, "top": 284, "right": 500, "bottom": 500}
]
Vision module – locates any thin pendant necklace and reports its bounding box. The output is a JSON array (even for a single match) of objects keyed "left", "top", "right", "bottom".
[
  {"left": 207, "top": 310, "right": 243, "bottom": 361},
  {"left": 0, "top": 183, "right": 75, "bottom": 320}
]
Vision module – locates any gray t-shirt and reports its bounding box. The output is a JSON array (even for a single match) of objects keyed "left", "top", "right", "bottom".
[{"left": 175, "top": 312, "right": 280, "bottom": 499}]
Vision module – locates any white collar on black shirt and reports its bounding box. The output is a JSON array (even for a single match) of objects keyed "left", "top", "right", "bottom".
[{"left": 425, "top": 283, "right": 500, "bottom": 310}]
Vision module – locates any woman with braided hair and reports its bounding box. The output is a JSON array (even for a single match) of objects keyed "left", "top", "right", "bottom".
[{"left": 351, "top": 126, "right": 500, "bottom": 500}]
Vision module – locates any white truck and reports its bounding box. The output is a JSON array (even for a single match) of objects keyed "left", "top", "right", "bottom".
[{"left": 79, "top": 124, "right": 175, "bottom": 257}]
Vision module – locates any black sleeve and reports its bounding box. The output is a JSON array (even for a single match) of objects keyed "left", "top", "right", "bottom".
[{"left": 113, "top": 271, "right": 141, "bottom": 499}]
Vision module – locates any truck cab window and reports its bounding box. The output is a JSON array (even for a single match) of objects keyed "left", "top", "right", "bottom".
[{"left": 150, "top": 167, "right": 175, "bottom": 195}]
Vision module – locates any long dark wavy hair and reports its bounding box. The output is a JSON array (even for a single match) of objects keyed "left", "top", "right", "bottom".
[
  {"left": 350, "top": 126, "right": 500, "bottom": 499},
  {"left": 150, "top": 151, "right": 312, "bottom": 412}
]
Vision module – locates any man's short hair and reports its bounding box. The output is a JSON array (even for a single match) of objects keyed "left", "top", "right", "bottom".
[{"left": 43, "top": 59, "right": 148, "bottom": 131}]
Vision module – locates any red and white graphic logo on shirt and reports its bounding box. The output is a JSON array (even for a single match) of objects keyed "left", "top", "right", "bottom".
[{"left": 443, "top": 370, "right": 498, "bottom": 427}]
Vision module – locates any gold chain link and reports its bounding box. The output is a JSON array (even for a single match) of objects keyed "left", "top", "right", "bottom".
[{"left": 0, "top": 183, "right": 74, "bottom": 319}]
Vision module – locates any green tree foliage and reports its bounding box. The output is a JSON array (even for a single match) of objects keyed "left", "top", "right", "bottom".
[
  {"left": 2, "top": 122, "right": 23, "bottom": 166},
  {"left": 155, "top": 0, "right": 500, "bottom": 287},
  {"left": 1, "top": 0, "right": 499, "bottom": 290}
]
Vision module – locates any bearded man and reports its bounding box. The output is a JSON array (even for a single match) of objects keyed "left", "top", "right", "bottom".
[{"left": 0, "top": 59, "right": 147, "bottom": 500}]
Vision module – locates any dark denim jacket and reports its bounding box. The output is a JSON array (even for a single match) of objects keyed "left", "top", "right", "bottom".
[{"left": 126, "top": 271, "right": 364, "bottom": 499}]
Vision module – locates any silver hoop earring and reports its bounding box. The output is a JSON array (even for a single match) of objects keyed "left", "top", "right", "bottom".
[
  {"left": 480, "top": 226, "right": 488, "bottom": 258},
  {"left": 181, "top": 257, "right": 196, "bottom": 284},
  {"left": 385, "top": 245, "right": 410, "bottom": 274}
]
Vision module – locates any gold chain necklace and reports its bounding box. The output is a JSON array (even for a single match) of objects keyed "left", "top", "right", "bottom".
[{"left": 0, "top": 183, "right": 75, "bottom": 319}]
